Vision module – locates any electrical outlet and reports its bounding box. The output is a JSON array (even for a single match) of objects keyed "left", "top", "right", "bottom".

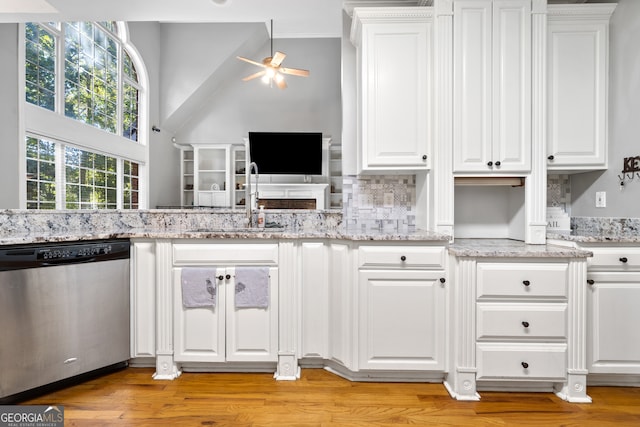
[{"left": 596, "top": 191, "right": 606, "bottom": 208}]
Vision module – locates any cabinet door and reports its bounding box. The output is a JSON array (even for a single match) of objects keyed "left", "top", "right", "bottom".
[
  {"left": 588, "top": 273, "right": 640, "bottom": 374},
  {"left": 131, "top": 240, "right": 156, "bottom": 358},
  {"left": 453, "top": 0, "right": 531, "bottom": 173},
  {"left": 358, "top": 15, "right": 432, "bottom": 171},
  {"left": 300, "top": 242, "right": 328, "bottom": 359},
  {"left": 226, "top": 267, "right": 279, "bottom": 362},
  {"left": 358, "top": 269, "right": 446, "bottom": 371},
  {"left": 547, "top": 12, "right": 611, "bottom": 171},
  {"left": 173, "top": 268, "right": 226, "bottom": 362}
]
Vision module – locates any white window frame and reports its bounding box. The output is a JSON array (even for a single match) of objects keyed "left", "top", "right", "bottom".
[{"left": 18, "top": 21, "right": 149, "bottom": 209}]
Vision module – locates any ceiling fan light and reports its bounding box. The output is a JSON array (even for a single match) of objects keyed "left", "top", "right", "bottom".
[
  {"left": 265, "top": 67, "right": 276, "bottom": 78},
  {"left": 261, "top": 74, "right": 270, "bottom": 84},
  {"left": 274, "top": 73, "right": 284, "bottom": 83}
]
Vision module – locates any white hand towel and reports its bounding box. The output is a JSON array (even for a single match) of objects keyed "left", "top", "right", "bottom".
[
  {"left": 235, "top": 266, "right": 269, "bottom": 309},
  {"left": 181, "top": 267, "right": 217, "bottom": 308}
]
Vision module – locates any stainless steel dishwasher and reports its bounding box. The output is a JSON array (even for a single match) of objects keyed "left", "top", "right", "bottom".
[{"left": 0, "top": 239, "right": 130, "bottom": 402}]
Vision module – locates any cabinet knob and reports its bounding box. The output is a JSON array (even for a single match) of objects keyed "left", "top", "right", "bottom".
[
  {"left": 522, "top": 280, "right": 531, "bottom": 287},
  {"left": 521, "top": 362, "right": 529, "bottom": 369},
  {"left": 226, "top": 274, "right": 231, "bottom": 280},
  {"left": 522, "top": 321, "right": 530, "bottom": 328},
  {"left": 217, "top": 275, "right": 224, "bottom": 281},
  {"left": 422, "top": 155, "right": 427, "bottom": 160},
  {"left": 495, "top": 161, "right": 501, "bottom": 167},
  {"left": 439, "top": 277, "right": 446, "bottom": 284},
  {"left": 620, "top": 257, "right": 628, "bottom": 263},
  {"left": 587, "top": 279, "right": 595, "bottom": 285},
  {"left": 548, "top": 155, "right": 555, "bottom": 161},
  {"left": 400, "top": 255, "right": 407, "bottom": 262},
  {"left": 487, "top": 161, "right": 493, "bottom": 167}
]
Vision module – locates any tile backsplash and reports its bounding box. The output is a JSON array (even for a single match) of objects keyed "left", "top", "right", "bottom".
[
  {"left": 547, "top": 174, "right": 571, "bottom": 214},
  {"left": 342, "top": 175, "right": 416, "bottom": 232}
]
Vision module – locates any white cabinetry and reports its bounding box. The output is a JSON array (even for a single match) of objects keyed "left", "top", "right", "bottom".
[
  {"left": 351, "top": 7, "right": 433, "bottom": 172},
  {"left": 453, "top": 0, "right": 531, "bottom": 173},
  {"left": 172, "top": 242, "right": 279, "bottom": 364},
  {"left": 193, "top": 145, "right": 231, "bottom": 207},
  {"left": 447, "top": 255, "right": 590, "bottom": 403},
  {"left": 180, "top": 149, "right": 194, "bottom": 207},
  {"left": 475, "top": 262, "right": 568, "bottom": 381},
  {"left": 584, "top": 245, "right": 640, "bottom": 382},
  {"left": 232, "top": 146, "right": 246, "bottom": 208},
  {"left": 130, "top": 239, "right": 156, "bottom": 361},
  {"left": 357, "top": 245, "right": 447, "bottom": 371},
  {"left": 546, "top": 4, "right": 615, "bottom": 172}
]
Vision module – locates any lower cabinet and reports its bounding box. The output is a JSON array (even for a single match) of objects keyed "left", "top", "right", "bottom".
[
  {"left": 357, "top": 244, "right": 447, "bottom": 372},
  {"left": 172, "top": 266, "right": 279, "bottom": 363},
  {"left": 475, "top": 262, "right": 569, "bottom": 382},
  {"left": 358, "top": 269, "right": 446, "bottom": 371},
  {"left": 584, "top": 245, "right": 640, "bottom": 378},
  {"left": 171, "top": 241, "right": 280, "bottom": 365}
]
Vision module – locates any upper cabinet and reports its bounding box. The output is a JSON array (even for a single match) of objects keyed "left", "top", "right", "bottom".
[
  {"left": 351, "top": 7, "right": 433, "bottom": 173},
  {"left": 453, "top": 0, "right": 532, "bottom": 174},
  {"left": 546, "top": 4, "right": 615, "bottom": 172}
]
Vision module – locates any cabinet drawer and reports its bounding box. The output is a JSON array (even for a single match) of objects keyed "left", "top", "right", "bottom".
[
  {"left": 587, "top": 247, "right": 640, "bottom": 271},
  {"left": 358, "top": 245, "right": 446, "bottom": 269},
  {"left": 477, "top": 263, "right": 568, "bottom": 299},
  {"left": 173, "top": 243, "right": 278, "bottom": 265},
  {"left": 476, "top": 343, "right": 567, "bottom": 380},
  {"left": 476, "top": 303, "right": 567, "bottom": 340}
]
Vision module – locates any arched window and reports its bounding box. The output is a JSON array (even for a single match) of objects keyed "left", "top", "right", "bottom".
[{"left": 23, "top": 21, "right": 147, "bottom": 209}]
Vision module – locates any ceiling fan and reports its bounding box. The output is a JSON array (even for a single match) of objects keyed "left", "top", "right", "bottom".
[{"left": 237, "top": 20, "right": 309, "bottom": 89}]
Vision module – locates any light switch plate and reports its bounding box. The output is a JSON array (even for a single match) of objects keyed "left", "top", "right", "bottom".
[{"left": 596, "top": 191, "right": 606, "bottom": 208}]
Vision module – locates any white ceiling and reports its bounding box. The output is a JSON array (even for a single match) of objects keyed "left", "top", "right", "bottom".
[{"left": 0, "top": 0, "right": 345, "bottom": 38}]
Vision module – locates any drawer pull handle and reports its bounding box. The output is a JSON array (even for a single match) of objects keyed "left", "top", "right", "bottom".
[
  {"left": 521, "top": 362, "right": 529, "bottom": 369},
  {"left": 548, "top": 155, "right": 555, "bottom": 161},
  {"left": 217, "top": 275, "right": 224, "bottom": 281},
  {"left": 400, "top": 256, "right": 407, "bottom": 262},
  {"left": 620, "top": 257, "right": 628, "bottom": 263},
  {"left": 422, "top": 154, "right": 427, "bottom": 160},
  {"left": 226, "top": 274, "right": 231, "bottom": 280},
  {"left": 587, "top": 279, "right": 595, "bottom": 285},
  {"left": 522, "top": 321, "right": 530, "bottom": 328},
  {"left": 522, "top": 280, "right": 531, "bottom": 287},
  {"left": 495, "top": 161, "right": 501, "bottom": 166},
  {"left": 487, "top": 161, "right": 493, "bottom": 167},
  {"left": 439, "top": 277, "right": 446, "bottom": 284}
]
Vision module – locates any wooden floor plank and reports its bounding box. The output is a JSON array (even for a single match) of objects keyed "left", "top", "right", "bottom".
[{"left": 21, "top": 367, "right": 640, "bottom": 426}]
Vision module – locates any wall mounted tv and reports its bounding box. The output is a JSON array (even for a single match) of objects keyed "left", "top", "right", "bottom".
[{"left": 248, "top": 132, "right": 323, "bottom": 175}]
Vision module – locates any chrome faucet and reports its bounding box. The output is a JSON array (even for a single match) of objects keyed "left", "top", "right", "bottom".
[{"left": 245, "top": 162, "right": 259, "bottom": 227}]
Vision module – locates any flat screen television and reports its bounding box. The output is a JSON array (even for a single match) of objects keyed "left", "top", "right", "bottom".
[{"left": 248, "top": 132, "right": 323, "bottom": 175}]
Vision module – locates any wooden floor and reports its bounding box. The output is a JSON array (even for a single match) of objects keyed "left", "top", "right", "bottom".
[{"left": 23, "top": 367, "right": 640, "bottom": 426}]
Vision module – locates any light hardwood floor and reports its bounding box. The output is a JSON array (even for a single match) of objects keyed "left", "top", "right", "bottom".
[{"left": 23, "top": 367, "right": 640, "bottom": 426}]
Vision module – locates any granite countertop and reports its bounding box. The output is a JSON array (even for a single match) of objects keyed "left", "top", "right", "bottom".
[
  {"left": 0, "top": 227, "right": 452, "bottom": 246},
  {"left": 547, "top": 231, "right": 640, "bottom": 244},
  {"left": 449, "top": 238, "right": 593, "bottom": 258}
]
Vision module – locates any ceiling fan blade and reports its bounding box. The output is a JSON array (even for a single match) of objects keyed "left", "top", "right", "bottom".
[
  {"left": 271, "top": 51, "right": 286, "bottom": 67},
  {"left": 280, "top": 67, "right": 310, "bottom": 78},
  {"left": 242, "top": 70, "right": 266, "bottom": 81},
  {"left": 237, "top": 56, "right": 266, "bottom": 68},
  {"left": 276, "top": 77, "right": 288, "bottom": 90}
]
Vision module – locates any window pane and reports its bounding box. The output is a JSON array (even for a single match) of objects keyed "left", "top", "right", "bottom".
[
  {"left": 122, "top": 160, "right": 139, "bottom": 209},
  {"left": 25, "top": 136, "right": 56, "bottom": 209},
  {"left": 64, "top": 146, "right": 117, "bottom": 210},
  {"left": 25, "top": 23, "right": 56, "bottom": 111}
]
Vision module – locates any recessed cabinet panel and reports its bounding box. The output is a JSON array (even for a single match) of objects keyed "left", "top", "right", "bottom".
[
  {"left": 477, "top": 343, "right": 567, "bottom": 380},
  {"left": 477, "top": 303, "right": 567, "bottom": 340},
  {"left": 477, "top": 262, "right": 568, "bottom": 299},
  {"left": 358, "top": 245, "right": 446, "bottom": 269},
  {"left": 359, "top": 270, "right": 445, "bottom": 371},
  {"left": 547, "top": 4, "right": 615, "bottom": 171},
  {"left": 453, "top": 0, "right": 531, "bottom": 173},
  {"left": 352, "top": 8, "right": 433, "bottom": 172},
  {"left": 587, "top": 271, "right": 640, "bottom": 374}
]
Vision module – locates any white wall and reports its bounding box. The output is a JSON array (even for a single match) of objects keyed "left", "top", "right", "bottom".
[
  {"left": 0, "top": 24, "right": 20, "bottom": 208},
  {"left": 570, "top": 0, "right": 640, "bottom": 218}
]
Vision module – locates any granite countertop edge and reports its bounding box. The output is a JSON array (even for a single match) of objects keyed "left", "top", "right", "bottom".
[
  {"left": 0, "top": 228, "right": 453, "bottom": 246},
  {"left": 547, "top": 232, "right": 640, "bottom": 244},
  {"left": 449, "top": 238, "right": 593, "bottom": 258}
]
